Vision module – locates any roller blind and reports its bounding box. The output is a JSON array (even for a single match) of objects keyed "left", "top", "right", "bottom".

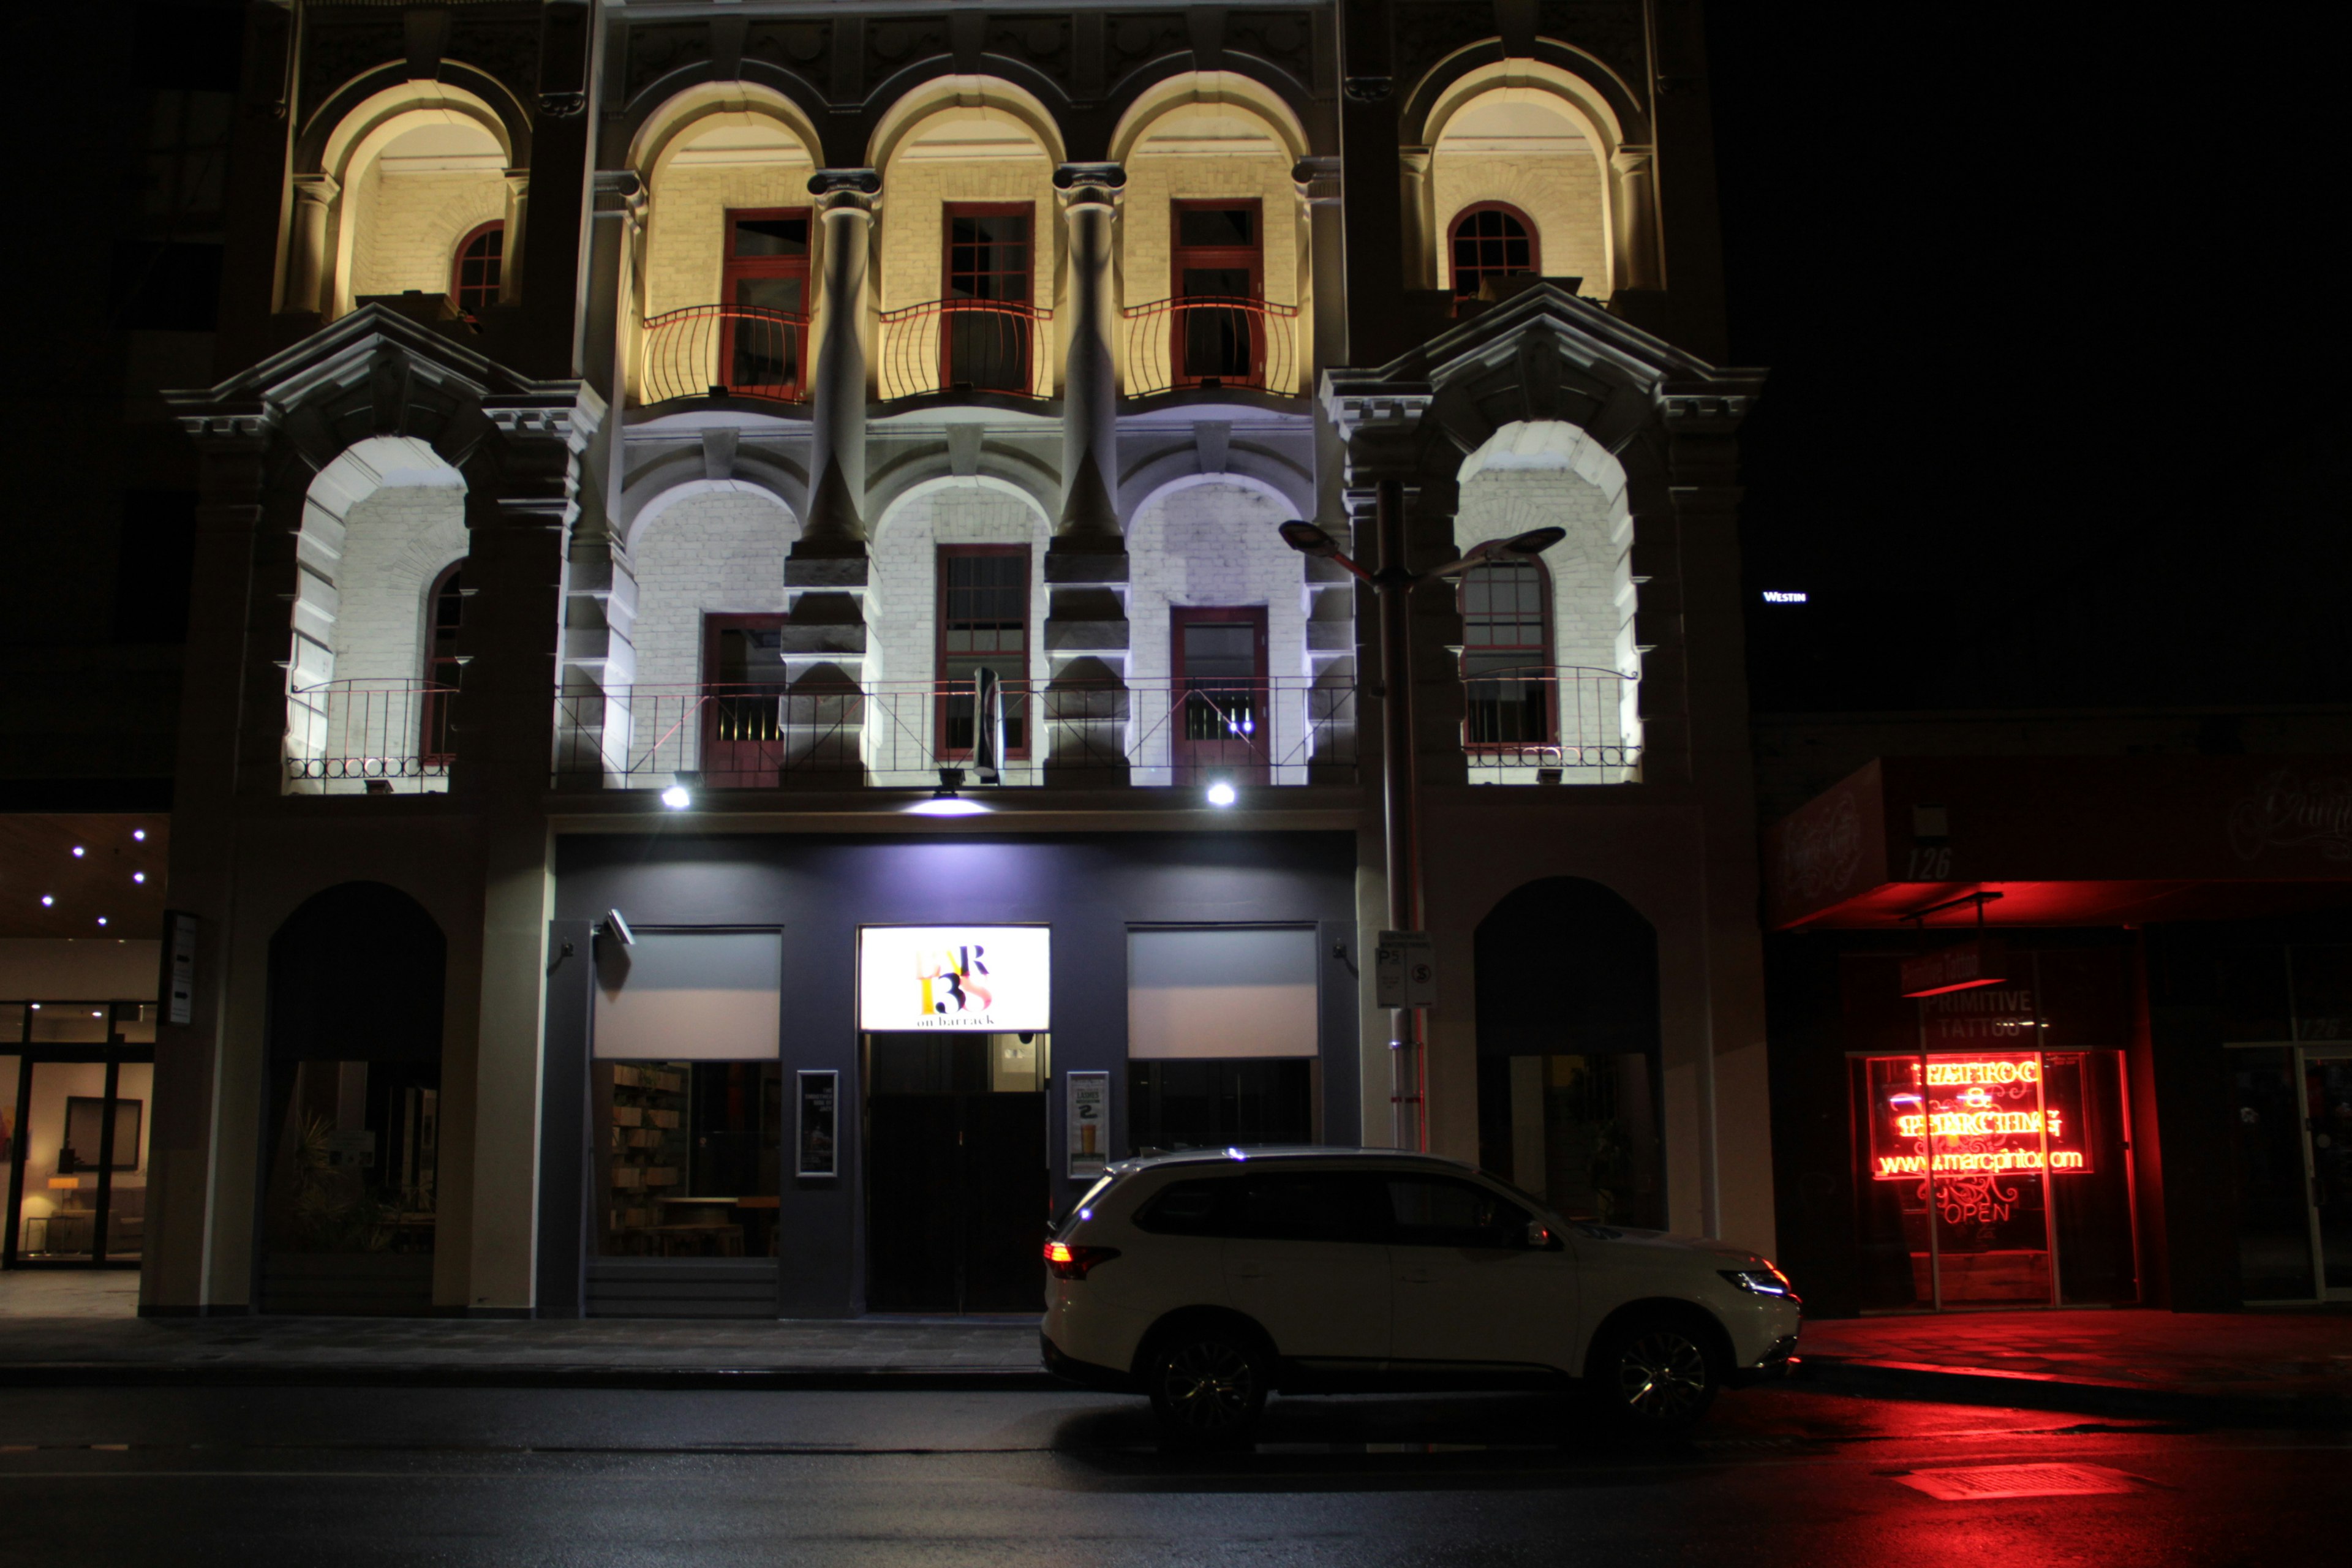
[
  {"left": 593, "top": 932, "right": 780, "bottom": 1060},
  {"left": 1128, "top": 926, "right": 1318, "bottom": 1060}
]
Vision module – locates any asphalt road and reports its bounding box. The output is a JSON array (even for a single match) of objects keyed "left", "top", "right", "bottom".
[{"left": 0, "top": 1380, "right": 2340, "bottom": 1566}]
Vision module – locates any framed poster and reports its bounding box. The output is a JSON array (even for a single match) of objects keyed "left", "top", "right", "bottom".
[
  {"left": 857, "top": 925, "right": 1051, "bottom": 1031},
  {"left": 796, "top": 1069, "right": 839, "bottom": 1179},
  {"left": 1066, "top": 1071, "right": 1110, "bottom": 1179}
]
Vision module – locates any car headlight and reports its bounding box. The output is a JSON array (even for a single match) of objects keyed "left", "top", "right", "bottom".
[{"left": 1720, "top": 1264, "right": 1800, "bottom": 1303}]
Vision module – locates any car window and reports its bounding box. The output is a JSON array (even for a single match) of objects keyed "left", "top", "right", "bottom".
[
  {"left": 1134, "top": 1170, "right": 1382, "bottom": 1244},
  {"left": 1382, "top": 1175, "right": 1531, "bottom": 1249}
]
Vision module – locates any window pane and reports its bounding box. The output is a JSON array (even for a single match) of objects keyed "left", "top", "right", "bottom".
[
  {"left": 1179, "top": 208, "right": 1254, "bottom": 248},
  {"left": 733, "top": 217, "right": 809, "bottom": 257},
  {"left": 594, "top": 1059, "right": 782, "bottom": 1257},
  {"left": 1136, "top": 1175, "right": 1243, "bottom": 1235},
  {"left": 1384, "top": 1176, "right": 1529, "bottom": 1248},
  {"left": 28, "top": 1003, "right": 110, "bottom": 1043}
]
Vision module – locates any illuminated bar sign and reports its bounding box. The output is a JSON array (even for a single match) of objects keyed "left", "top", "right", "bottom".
[
  {"left": 1901, "top": 936, "right": 2008, "bottom": 998},
  {"left": 1865, "top": 1054, "right": 2093, "bottom": 1181},
  {"left": 857, "top": 925, "right": 1050, "bottom": 1031}
]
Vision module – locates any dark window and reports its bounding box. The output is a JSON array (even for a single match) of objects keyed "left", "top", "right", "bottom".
[
  {"left": 1136, "top": 1171, "right": 1382, "bottom": 1243},
  {"left": 1170, "top": 200, "right": 1263, "bottom": 384},
  {"left": 1449, "top": 205, "right": 1539, "bottom": 305},
  {"left": 1382, "top": 1175, "right": 1531, "bottom": 1249},
  {"left": 143, "top": 88, "right": 232, "bottom": 222},
  {"left": 937, "top": 546, "right": 1029, "bottom": 755},
  {"left": 114, "top": 490, "right": 198, "bottom": 642},
  {"left": 1129, "top": 1058, "right": 1313, "bottom": 1152},
  {"left": 722, "top": 209, "right": 811, "bottom": 396},
  {"left": 450, "top": 224, "right": 503, "bottom": 317},
  {"left": 943, "top": 204, "right": 1033, "bottom": 391},
  {"left": 1460, "top": 556, "right": 1555, "bottom": 745},
  {"left": 421, "top": 565, "right": 464, "bottom": 766}
]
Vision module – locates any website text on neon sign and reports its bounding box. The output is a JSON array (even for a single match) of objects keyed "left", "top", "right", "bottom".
[{"left": 1866, "top": 1054, "right": 2092, "bottom": 1181}]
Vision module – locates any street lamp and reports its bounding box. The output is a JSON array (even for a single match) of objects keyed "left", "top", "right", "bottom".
[{"left": 1280, "top": 509, "right": 1564, "bottom": 1150}]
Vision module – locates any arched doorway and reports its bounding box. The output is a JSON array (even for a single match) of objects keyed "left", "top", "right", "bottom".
[
  {"left": 260, "top": 883, "right": 445, "bottom": 1313},
  {"left": 1474, "top": 877, "right": 1665, "bottom": 1227}
]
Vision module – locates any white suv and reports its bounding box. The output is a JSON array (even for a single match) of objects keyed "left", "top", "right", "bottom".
[{"left": 1041, "top": 1148, "right": 1800, "bottom": 1439}]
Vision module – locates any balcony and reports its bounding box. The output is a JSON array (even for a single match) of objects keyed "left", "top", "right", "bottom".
[
  {"left": 1120, "top": 295, "right": 1301, "bottom": 398},
  {"left": 284, "top": 678, "right": 454, "bottom": 796},
  {"left": 639, "top": 304, "right": 810, "bottom": 405},
  {"left": 1461, "top": 665, "right": 1642, "bottom": 784},
  {"left": 877, "top": 300, "right": 1054, "bottom": 402},
  {"left": 552, "top": 677, "right": 1357, "bottom": 791}
]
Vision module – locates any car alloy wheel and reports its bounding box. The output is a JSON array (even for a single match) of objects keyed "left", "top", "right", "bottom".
[
  {"left": 1613, "top": 1327, "right": 1711, "bottom": 1426},
  {"left": 1154, "top": 1336, "right": 1261, "bottom": 1434}
]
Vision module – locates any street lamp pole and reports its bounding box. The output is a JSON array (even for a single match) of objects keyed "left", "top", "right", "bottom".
[
  {"left": 1278, "top": 511, "right": 1566, "bottom": 1155},
  {"left": 1371, "top": 478, "right": 1427, "bottom": 1151}
]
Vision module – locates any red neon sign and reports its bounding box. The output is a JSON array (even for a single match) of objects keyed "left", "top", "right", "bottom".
[{"left": 1865, "top": 1054, "right": 2092, "bottom": 1182}]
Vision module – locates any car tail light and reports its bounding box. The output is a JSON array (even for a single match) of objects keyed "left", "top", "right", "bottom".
[{"left": 1043, "top": 1240, "right": 1121, "bottom": 1281}]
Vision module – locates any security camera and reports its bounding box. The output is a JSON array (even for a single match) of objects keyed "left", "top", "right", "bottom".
[{"left": 603, "top": 910, "right": 635, "bottom": 946}]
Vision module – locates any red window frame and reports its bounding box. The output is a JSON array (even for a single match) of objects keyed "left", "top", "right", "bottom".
[
  {"left": 720, "top": 207, "right": 812, "bottom": 398},
  {"left": 940, "top": 202, "right": 1035, "bottom": 392},
  {"left": 420, "top": 562, "right": 465, "bottom": 767},
  {"left": 701, "top": 612, "right": 794, "bottom": 788},
  {"left": 1447, "top": 202, "right": 1540, "bottom": 311},
  {"left": 1457, "top": 555, "right": 1558, "bottom": 748},
  {"left": 1169, "top": 199, "right": 1265, "bottom": 387},
  {"left": 450, "top": 222, "right": 503, "bottom": 318},
  {"left": 935, "top": 544, "right": 1032, "bottom": 760},
  {"left": 1170, "top": 604, "right": 1270, "bottom": 784}
]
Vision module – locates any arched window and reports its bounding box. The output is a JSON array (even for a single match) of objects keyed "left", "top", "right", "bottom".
[
  {"left": 450, "top": 223, "right": 503, "bottom": 317},
  {"left": 1449, "top": 204, "right": 1539, "bottom": 307},
  {"left": 1459, "top": 556, "right": 1553, "bottom": 747},
  {"left": 421, "top": 565, "right": 464, "bottom": 767}
]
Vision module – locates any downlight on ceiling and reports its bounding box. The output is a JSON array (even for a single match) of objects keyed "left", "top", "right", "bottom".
[{"left": 907, "top": 768, "right": 990, "bottom": 817}]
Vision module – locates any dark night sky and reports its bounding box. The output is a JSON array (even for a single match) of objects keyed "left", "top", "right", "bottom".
[{"left": 1704, "top": 5, "right": 2351, "bottom": 712}]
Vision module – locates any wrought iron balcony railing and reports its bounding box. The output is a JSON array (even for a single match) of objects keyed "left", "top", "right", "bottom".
[
  {"left": 1460, "top": 664, "right": 1642, "bottom": 782},
  {"left": 1120, "top": 295, "right": 1302, "bottom": 398},
  {"left": 639, "top": 304, "right": 811, "bottom": 405},
  {"left": 876, "top": 299, "right": 1055, "bottom": 402},
  {"left": 552, "top": 677, "right": 1357, "bottom": 790},
  {"left": 284, "top": 678, "right": 456, "bottom": 794}
]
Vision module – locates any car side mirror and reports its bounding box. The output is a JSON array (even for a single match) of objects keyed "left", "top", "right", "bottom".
[{"left": 1526, "top": 1221, "right": 1565, "bottom": 1252}]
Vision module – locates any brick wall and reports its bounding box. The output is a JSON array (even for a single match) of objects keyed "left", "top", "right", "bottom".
[
  {"left": 330, "top": 486, "right": 469, "bottom": 684},
  {"left": 628, "top": 487, "right": 799, "bottom": 691},
  {"left": 877, "top": 148, "right": 1057, "bottom": 314},
  {"left": 348, "top": 169, "right": 507, "bottom": 301},
  {"left": 867, "top": 482, "right": 1050, "bottom": 696},
  {"left": 1122, "top": 116, "right": 1305, "bottom": 393},
  {"left": 1128, "top": 478, "right": 1313, "bottom": 780},
  {"left": 1432, "top": 139, "right": 1609, "bottom": 298},
  {"left": 643, "top": 159, "right": 816, "bottom": 321}
]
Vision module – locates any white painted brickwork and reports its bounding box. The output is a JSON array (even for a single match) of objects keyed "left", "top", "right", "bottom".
[
  {"left": 1455, "top": 421, "right": 1638, "bottom": 780},
  {"left": 1128, "top": 478, "right": 1313, "bottom": 783},
  {"left": 348, "top": 168, "right": 506, "bottom": 301},
  {"left": 623, "top": 488, "right": 799, "bottom": 772},
  {"left": 330, "top": 487, "right": 469, "bottom": 684}
]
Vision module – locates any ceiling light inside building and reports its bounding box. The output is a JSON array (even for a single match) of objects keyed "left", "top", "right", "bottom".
[
  {"left": 40, "top": 895, "right": 53, "bottom": 907},
  {"left": 133, "top": 873, "right": 146, "bottom": 884},
  {"left": 71, "top": 846, "right": 85, "bottom": 858},
  {"left": 133, "top": 829, "right": 147, "bottom": 842}
]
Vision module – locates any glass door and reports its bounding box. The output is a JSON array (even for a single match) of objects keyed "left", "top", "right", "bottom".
[
  {"left": 1170, "top": 606, "right": 1268, "bottom": 785},
  {"left": 2226, "top": 1044, "right": 2352, "bottom": 1302},
  {"left": 6, "top": 1052, "right": 149, "bottom": 1267},
  {"left": 2309, "top": 1050, "right": 2352, "bottom": 1297}
]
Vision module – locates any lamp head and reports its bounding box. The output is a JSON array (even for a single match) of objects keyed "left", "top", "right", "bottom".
[{"left": 1278, "top": 521, "right": 1340, "bottom": 558}]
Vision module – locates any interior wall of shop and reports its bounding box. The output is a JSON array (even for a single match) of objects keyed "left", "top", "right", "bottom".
[
  {"left": 0, "top": 940, "right": 161, "bottom": 1001},
  {"left": 541, "top": 829, "right": 1360, "bottom": 1318}
]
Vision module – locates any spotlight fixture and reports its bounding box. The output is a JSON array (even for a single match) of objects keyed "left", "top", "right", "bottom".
[
  {"left": 133, "top": 873, "right": 146, "bottom": 884},
  {"left": 40, "top": 895, "right": 53, "bottom": 907},
  {"left": 601, "top": 909, "right": 635, "bottom": 946},
  {"left": 1205, "top": 780, "right": 1238, "bottom": 808},
  {"left": 96, "top": 918, "right": 108, "bottom": 927},
  {"left": 907, "top": 766, "right": 990, "bottom": 818},
  {"left": 71, "top": 846, "right": 85, "bottom": 858},
  {"left": 133, "top": 829, "right": 147, "bottom": 842},
  {"left": 660, "top": 769, "right": 699, "bottom": 810}
]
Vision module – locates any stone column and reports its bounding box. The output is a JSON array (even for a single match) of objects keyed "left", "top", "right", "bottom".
[
  {"left": 1042, "top": 164, "right": 1130, "bottom": 784},
  {"left": 285, "top": 173, "right": 338, "bottom": 315},
  {"left": 799, "top": 170, "right": 879, "bottom": 558},
  {"left": 1053, "top": 164, "right": 1123, "bottom": 541},
  {"left": 1396, "top": 146, "right": 1436, "bottom": 293},
  {"left": 1609, "top": 147, "right": 1662, "bottom": 292},
  {"left": 500, "top": 170, "right": 532, "bottom": 306}
]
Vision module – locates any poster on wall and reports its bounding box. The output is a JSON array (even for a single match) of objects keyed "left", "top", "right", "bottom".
[
  {"left": 857, "top": 925, "right": 1052, "bottom": 1032},
  {"left": 1067, "top": 1071, "right": 1110, "bottom": 1179},
  {"left": 796, "top": 1069, "right": 838, "bottom": 1179}
]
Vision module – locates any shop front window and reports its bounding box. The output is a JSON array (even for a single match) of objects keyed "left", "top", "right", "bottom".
[
  {"left": 1848, "top": 952, "right": 2138, "bottom": 1311},
  {"left": 1126, "top": 927, "right": 1319, "bottom": 1153},
  {"left": 591, "top": 930, "right": 784, "bottom": 1261}
]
